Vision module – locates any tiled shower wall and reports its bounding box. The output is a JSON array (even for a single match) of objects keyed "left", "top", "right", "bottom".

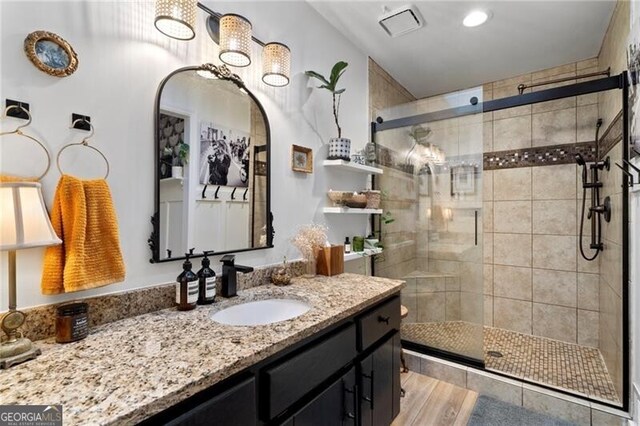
[
  {"left": 595, "top": 0, "right": 629, "bottom": 400},
  {"left": 481, "top": 58, "right": 603, "bottom": 348},
  {"left": 367, "top": 58, "right": 418, "bottom": 278}
]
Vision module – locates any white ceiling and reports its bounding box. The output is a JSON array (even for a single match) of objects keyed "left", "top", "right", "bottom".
[{"left": 308, "top": 1, "right": 616, "bottom": 98}]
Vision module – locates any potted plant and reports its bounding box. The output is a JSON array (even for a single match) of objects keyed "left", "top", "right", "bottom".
[
  {"left": 305, "top": 61, "right": 351, "bottom": 161},
  {"left": 172, "top": 143, "right": 189, "bottom": 178}
]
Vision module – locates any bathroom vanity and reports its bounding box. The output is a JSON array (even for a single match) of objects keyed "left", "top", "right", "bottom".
[
  {"left": 0, "top": 274, "right": 403, "bottom": 426},
  {"left": 145, "top": 292, "right": 401, "bottom": 426}
]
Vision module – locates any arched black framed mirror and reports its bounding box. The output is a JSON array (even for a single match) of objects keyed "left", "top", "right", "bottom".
[{"left": 149, "top": 63, "right": 273, "bottom": 263}]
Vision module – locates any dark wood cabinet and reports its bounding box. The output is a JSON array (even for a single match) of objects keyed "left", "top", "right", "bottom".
[
  {"left": 163, "top": 376, "right": 256, "bottom": 426},
  {"left": 140, "top": 294, "right": 401, "bottom": 426},
  {"left": 263, "top": 324, "right": 356, "bottom": 420},
  {"left": 359, "top": 332, "right": 401, "bottom": 426},
  {"left": 356, "top": 297, "right": 401, "bottom": 351},
  {"left": 288, "top": 367, "right": 357, "bottom": 426}
]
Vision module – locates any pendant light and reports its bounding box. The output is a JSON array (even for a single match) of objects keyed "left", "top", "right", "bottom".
[
  {"left": 262, "top": 42, "right": 291, "bottom": 87},
  {"left": 154, "top": 0, "right": 197, "bottom": 40},
  {"left": 219, "top": 14, "right": 252, "bottom": 67}
]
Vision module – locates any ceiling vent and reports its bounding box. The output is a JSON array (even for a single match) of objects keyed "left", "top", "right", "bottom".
[{"left": 378, "top": 5, "right": 423, "bottom": 37}]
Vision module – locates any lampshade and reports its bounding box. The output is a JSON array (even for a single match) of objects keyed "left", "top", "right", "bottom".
[
  {"left": 154, "top": 0, "right": 197, "bottom": 41},
  {"left": 262, "top": 42, "right": 291, "bottom": 87},
  {"left": 219, "top": 14, "right": 252, "bottom": 67},
  {"left": 0, "top": 182, "right": 61, "bottom": 251}
]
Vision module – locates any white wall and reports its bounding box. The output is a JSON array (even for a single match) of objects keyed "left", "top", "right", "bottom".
[{"left": 0, "top": 1, "right": 369, "bottom": 309}]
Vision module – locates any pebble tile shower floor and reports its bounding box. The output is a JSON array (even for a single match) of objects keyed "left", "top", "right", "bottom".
[{"left": 401, "top": 321, "right": 620, "bottom": 405}]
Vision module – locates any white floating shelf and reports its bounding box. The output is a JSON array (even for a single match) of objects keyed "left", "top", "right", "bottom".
[
  {"left": 344, "top": 249, "right": 383, "bottom": 262},
  {"left": 323, "top": 160, "right": 383, "bottom": 175},
  {"left": 323, "top": 207, "right": 383, "bottom": 214}
]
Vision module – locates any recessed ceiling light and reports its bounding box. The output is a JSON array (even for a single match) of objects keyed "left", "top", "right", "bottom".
[{"left": 463, "top": 10, "right": 489, "bottom": 27}]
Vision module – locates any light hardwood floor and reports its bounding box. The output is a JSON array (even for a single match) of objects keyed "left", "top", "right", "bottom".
[{"left": 392, "top": 371, "right": 478, "bottom": 426}]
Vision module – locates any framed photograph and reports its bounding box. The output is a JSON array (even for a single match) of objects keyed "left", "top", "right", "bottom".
[
  {"left": 199, "top": 122, "right": 250, "bottom": 187},
  {"left": 450, "top": 165, "right": 476, "bottom": 196},
  {"left": 291, "top": 145, "right": 313, "bottom": 173},
  {"left": 24, "top": 31, "right": 78, "bottom": 77}
]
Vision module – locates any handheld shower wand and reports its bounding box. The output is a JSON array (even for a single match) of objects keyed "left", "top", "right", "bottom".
[{"left": 577, "top": 121, "right": 611, "bottom": 261}]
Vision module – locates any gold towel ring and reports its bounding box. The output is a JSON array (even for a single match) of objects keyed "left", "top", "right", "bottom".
[
  {"left": 0, "top": 105, "right": 52, "bottom": 180},
  {"left": 56, "top": 119, "right": 110, "bottom": 179}
]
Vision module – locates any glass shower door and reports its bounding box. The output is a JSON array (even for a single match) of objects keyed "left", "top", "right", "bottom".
[{"left": 373, "top": 88, "right": 484, "bottom": 364}]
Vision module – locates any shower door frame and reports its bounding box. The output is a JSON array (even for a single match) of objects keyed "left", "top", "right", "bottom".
[{"left": 371, "top": 71, "right": 631, "bottom": 411}]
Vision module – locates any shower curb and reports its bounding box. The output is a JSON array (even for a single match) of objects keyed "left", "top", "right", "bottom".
[{"left": 404, "top": 349, "right": 630, "bottom": 426}]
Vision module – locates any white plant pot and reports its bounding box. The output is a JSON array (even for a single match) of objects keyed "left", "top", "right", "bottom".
[
  {"left": 171, "top": 166, "right": 183, "bottom": 178},
  {"left": 328, "top": 137, "right": 351, "bottom": 161}
]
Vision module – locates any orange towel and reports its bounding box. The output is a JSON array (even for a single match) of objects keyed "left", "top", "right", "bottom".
[{"left": 41, "top": 175, "right": 125, "bottom": 294}]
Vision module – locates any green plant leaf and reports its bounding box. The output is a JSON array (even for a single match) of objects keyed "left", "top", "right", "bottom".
[
  {"left": 304, "top": 70, "right": 329, "bottom": 86},
  {"left": 329, "top": 61, "right": 348, "bottom": 86},
  {"left": 334, "top": 88, "right": 346, "bottom": 94}
]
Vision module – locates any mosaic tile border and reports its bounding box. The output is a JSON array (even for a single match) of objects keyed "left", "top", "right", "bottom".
[
  {"left": 378, "top": 141, "right": 601, "bottom": 173},
  {"left": 598, "top": 110, "right": 623, "bottom": 159},
  {"left": 21, "top": 260, "right": 305, "bottom": 341},
  {"left": 484, "top": 141, "right": 597, "bottom": 170}
]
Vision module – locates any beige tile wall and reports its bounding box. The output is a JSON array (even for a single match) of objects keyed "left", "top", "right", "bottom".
[
  {"left": 482, "top": 58, "right": 604, "bottom": 347},
  {"left": 598, "top": 0, "right": 630, "bottom": 131},
  {"left": 595, "top": 0, "right": 629, "bottom": 400},
  {"left": 368, "top": 58, "right": 419, "bottom": 278},
  {"left": 599, "top": 141, "right": 624, "bottom": 399}
]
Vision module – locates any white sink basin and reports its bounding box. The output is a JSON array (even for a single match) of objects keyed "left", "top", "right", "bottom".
[{"left": 210, "top": 299, "right": 311, "bottom": 326}]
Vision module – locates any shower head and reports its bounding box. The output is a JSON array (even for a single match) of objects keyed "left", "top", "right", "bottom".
[
  {"left": 575, "top": 154, "right": 586, "bottom": 166},
  {"left": 409, "top": 126, "right": 431, "bottom": 144}
]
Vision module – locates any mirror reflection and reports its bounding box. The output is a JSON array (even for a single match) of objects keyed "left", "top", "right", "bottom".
[{"left": 154, "top": 66, "right": 270, "bottom": 262}]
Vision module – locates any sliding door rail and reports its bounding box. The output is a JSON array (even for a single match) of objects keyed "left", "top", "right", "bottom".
[{"left": 373, "top": 73, "right": 625, "bottom": 132}]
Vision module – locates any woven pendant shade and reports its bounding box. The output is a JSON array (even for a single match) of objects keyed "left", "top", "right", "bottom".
[
  {"left": 154, "top": 0, "right": 197, "bottom": 40},
  {"left": 262, "top": 43, "right": 291, "bottom": 87},
  {"left": 219, "top": 14, "right": 252, "bottom": 67}
]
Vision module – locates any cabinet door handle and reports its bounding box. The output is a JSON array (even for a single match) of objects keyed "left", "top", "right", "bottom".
[
  {"left": 377, "top": 315, "right": 390, "bottom": 324},
  {"left": 362, "top": 370, "right": 374, "bottom": 410},
  {"left": 343, "top": 382, "right": 356, "bottom": 421}
]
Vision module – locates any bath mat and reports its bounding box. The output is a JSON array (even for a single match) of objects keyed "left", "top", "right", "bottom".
[{"left": 468, "top": 395, "right": 577, "bottom": 426}]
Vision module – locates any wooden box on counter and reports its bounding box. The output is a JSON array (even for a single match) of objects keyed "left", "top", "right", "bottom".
[{"left": 316, "top": 245, "right": 344, "bottom": 276}]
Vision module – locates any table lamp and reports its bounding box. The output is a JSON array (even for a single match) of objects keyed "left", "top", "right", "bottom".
[{"left": 0, "top": 182, "right": 61, "bottom": 368}]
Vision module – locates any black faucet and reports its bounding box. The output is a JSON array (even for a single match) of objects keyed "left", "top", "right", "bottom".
[{"left": 220, "top": 255, "right": 254, "bottom": 297}]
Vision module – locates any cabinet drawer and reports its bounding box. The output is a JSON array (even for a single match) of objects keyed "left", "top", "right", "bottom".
[
  {"left": 263, "top": 323, "right": 356, "bottom": 420},
  {"left": 357, "top": 296, "right": 400, "bottom": 351},
  {"left": 164, "top": 377, "right": 256, "bottom": 426}
]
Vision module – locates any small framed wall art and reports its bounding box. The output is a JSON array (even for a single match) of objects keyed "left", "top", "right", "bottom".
[
  {"left": 291, "top": 144, "right": 313, "bottom": 173},
  {"left": 24, "top": 31, "right": 78, "bottom": 77}
]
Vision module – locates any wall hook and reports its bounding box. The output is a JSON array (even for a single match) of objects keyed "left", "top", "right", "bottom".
[
  {"left": 215, "top": 185, "right": 221, "bottom": 199},
  {"left": 231, "top": 187, "right": 237, "bottom": 200},
  {"left": 243, "top": 188, "right": 248, "bottom": 201}
]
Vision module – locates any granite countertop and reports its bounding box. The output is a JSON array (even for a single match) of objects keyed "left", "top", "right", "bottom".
[{"left": 0, "top": 273, "right": 403, "bottom": 425}]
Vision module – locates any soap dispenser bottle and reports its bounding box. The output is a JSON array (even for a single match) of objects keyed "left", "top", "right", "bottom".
[
  {"left": 197, "top": 251, "right": 216, "bottom": 305},
  {"left": 176, "top": 251, "right": 198, "bottom": 311}
]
